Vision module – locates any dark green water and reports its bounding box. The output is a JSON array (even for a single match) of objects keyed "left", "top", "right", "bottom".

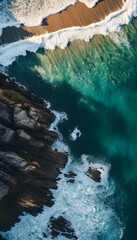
[{"left": 8, "top": 18, "right": 137, "bottom": 239}]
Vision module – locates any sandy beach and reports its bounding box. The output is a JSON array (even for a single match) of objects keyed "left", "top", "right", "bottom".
[{"left": 0, "top": 0, "right": 124, "bottom": 44}]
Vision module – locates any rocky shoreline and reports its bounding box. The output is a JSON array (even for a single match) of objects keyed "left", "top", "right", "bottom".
[
  {"left": 0, "top": 72, "right": 103, "bottom": 240},
  {"left": 0, "top": 72, "right": 68, "bottom": 235}
]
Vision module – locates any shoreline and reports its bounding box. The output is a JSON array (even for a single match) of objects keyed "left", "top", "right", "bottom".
[
  {"left": 1, "top": 0, "right": 134, "bottom": 67},
  {"left": 0, "top": 73, "right": 105, "bottom": 239},
  {"left": 0, "top": 0, "right": 124, "bottom": 45},
  {"left": 0, "top": 72, "right": 68, "bottom": 233}
]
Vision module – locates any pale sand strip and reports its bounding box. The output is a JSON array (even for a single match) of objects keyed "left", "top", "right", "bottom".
[{"left": 0, "top": 0, "right": 124, "bottom": 44}]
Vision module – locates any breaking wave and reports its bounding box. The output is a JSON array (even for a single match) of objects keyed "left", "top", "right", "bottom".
[
  {"left": 0, "top": 0, "right": 99, "bottom": 32},
  {"left": 0, "top": 0, "right": 137, "bottom": 66}
]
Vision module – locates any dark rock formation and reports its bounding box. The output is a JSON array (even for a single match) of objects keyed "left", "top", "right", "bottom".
[
  {"left": 48, "top": 216, "right": 78, "bottom": 239},
  {"left": 64, "top": 171, "right": 77, "bottom": 183},
  {"left": 86, "top": 167, "right": 101, "bottom": 182},
  {"left": 0, "top": 73, "right": 68, "bottom": 232}
]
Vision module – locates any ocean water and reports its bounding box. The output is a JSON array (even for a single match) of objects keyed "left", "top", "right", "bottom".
[
  {"left": 0, "top": 17, "right": 136, "bottom": 240},
  {"left": 1, "top": 0, "right": 137, "bottom": 239}
]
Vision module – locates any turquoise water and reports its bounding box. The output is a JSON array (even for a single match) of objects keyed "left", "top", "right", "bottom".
[{"left": 7, "top": 19, "right": 137, "bottom": 239}]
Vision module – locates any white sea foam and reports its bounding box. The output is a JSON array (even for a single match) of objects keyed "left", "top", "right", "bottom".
[
  {"left": 70, "top": 127, "right": 81, "bottom": 141},
  {"left": 0, "top": 0, "right": 21, "bottom": 36},
  {"left": 1, "top": 155, "right": 123, "bottom": 240},
  {"left": 44, "top": 100, "right": 51, "bottom": 109},
  {"left": 0, "top": 0, "right": 99, "bottom": 34},
  {"left": 80, "top": 0, "right": 100, "bottom": 8},
  {"left": 49, "top": 111, "right": 68, "bottom": 133},
  {"left": 49, "top": 110, "right": 69, "bottom": 153},
  {"left": 0, "top": 0, "right": 136, "bottom": 67},
  {"left": 110, "top": 29, "right": 131, "bottom": 49}
]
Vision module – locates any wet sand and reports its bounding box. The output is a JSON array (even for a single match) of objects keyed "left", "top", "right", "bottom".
[{"left": 0, "top": 0, "right": 124, "bottom": 44}]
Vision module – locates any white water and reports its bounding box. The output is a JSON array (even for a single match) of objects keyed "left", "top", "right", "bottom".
[
  {"left": 70, "top": 127, "right": 81, "bottom": 141},
  {"left": 9, "top": 0, "right": 100, "bottom": 26},
  {"left": 1, "top": 155, "right": 124, "bottom": 240},
  {"left": 0, "top": 0, "right": 20, "bottom": 36},
  {"left": 49, "top": 111, "right": 69, "bottom": 153},
  {"left": 0, "top": 0, "right": 99, "bottom": 34},
  {"left": 0, "top": 0, "right": 137, "bottom": 67}
]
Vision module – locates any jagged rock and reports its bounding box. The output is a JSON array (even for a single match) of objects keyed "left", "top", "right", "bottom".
[
  {"left": 31, "top": 161, "right": 40, "bottom": 168},
  {"left": 14, "top": 106, "right": 22, "bottom": 114},
  {"left": 17, "top": 198, "right": 39, "bottom": 208},
  {"left": 0, "top": 124, "right": 5, "bottom": 130},
  {"left": 0, "top": 102, "right": 8, "bottom": 110},
  {"left": 0, "top": 151, "right": 27, "bottom": 170},
  {"left": 0, "top": 124, "right": 6, "bottom": 140},
  {"left": 16, "top": 104, "right": 22, "bottom": 108},
  {"left": 14, "top": 109, "right": 35, "bottom": 129},
  {"left": 44, "top": 135, "right": 57, "bottom": 144},
  {"left": 64, "top": 171, "right": 77, "bottom": 183},
  {"left": 2, "top": 129, "right": 15, "bottom": 144},
  {"left": 25, "top": 165, "right": 37, "bottom": 171},
  {"left": 64, "top": 171, "right": 77, "bottom": 178},
  {"left": 0, "top": 109, "right": 10, "bottom": 124},
  {"left": 0, "top": 102, "right": 11, "bottom": 125},
  {"left": 67, "top": 179, "right": 75, "bottom": 183},
  {"left": 17, "top": 129, "right": 31, "bottom": 144},
  {"left": 86, "top": 167, "right": 101, "bottom": 182},
  {"left": 0, "top": 171, "right": 15, "bottom": 186},
  {"left": 29, "top": 107, "right": 38, "bottom": 121},
  {"left": 48, "top": 130, "right": 58, "bottom": 138},
  {"left": 14, "top": 109, "right": 29, "bottom": 122},
  {"left": 0, "top": 181, "right": 9, "bottom": 200},
  {"left": 49, "top": 216, "right": 78, "bottom": 239},
  {"left": 0, "top": 73, "right": 68, "bottom": 232}
]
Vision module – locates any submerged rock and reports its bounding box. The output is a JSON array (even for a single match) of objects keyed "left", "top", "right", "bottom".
[
  {"left": 48, "top": 216, "right": 78, "bottom": 239},
  {"left": 64, "top": 171, "right": 77, "bottom": 183},
  {"left": 86, "top": 167, "right": 101, "bottom": 182}
]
